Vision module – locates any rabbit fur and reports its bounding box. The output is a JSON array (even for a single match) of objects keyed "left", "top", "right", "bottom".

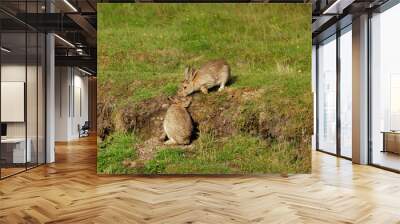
[
  {"left": 162, "top": 97, "right": 193, "bottom": 145},
  {"left": 180, "top": 59, "right": 230, "bottom": 96}
]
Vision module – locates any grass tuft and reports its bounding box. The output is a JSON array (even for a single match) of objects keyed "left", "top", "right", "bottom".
[{"left": 97, "top": 132, "right": 138, "bottom": 174}]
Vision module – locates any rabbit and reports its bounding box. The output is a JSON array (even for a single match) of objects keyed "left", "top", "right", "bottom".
[
  {"left": 179, "top": 59, "right": 230, "bottom": 96},
  {"left": 161, "top": 97, "right": 193, "bottom": 145}
]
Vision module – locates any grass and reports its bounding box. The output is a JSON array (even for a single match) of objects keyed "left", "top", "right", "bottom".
[
  {"left": 98, "top": 4, "right": 311, "bottom": 104},
  {"left": 97, "top": 4, "right": 312, "bottom": 174},
  {"left": 97, "top": 132, "right": 138, "bottom": 174},
  {"left": 97, "top": 133, "right": 310, "bottom": 174}
]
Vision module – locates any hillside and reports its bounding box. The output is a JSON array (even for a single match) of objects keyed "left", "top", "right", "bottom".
[{"left": 97, "top": 4, "right": 312, "bottom": 174}]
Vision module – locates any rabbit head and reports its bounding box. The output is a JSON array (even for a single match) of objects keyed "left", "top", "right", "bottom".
[
  {"left": 168, "top": 96, "right": 192, "bottom": 108},
  {"left": 180, "top": 66, "right": 199, "bottom": 96}
]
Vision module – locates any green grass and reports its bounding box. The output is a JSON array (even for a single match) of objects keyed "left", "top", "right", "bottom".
[
  {"left": 97, "top": 132, "right": 138, "bottom": 174},
  {"left": 98, "top": 4, "right": 311, "bottom": 104},
  {"left": 162, "top": 82, "right": 179, "bottom": 96},
  {"left": 144, "top": 148, "right": 187, "bottom": 174},
  {"left": 97, "top": 4, "right": 312, "bottom": 174},
  {"left": 97, "top": 133, "right": 310, "bottom": 174}
]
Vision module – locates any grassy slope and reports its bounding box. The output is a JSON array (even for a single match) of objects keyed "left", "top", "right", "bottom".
[{"left": 97, "top": 4, "right": 312, "bottom": 174}]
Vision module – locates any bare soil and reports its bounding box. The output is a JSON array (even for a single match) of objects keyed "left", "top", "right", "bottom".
[{"left": 98, "top": 88, "right": 263, "bottom": 140}]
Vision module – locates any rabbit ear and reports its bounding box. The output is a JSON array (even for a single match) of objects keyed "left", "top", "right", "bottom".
[
  {"left": 190, "top": 70, "right": 198, "bottom": 81},
  {"left": 168, "top": 96, "right": 179, "bottom": 104},
  {"left": 168, "top": 96, "right": 177, "bottom": 103},
  {"left": 184, "top": 66, "right": 191, "bottom": 80}
]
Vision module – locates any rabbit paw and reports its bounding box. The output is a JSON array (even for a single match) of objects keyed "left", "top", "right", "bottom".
[
  {"left": 159, "top": 133, "right": 167, "bottom": 141},
  {"left": 200, "top": 86, "right": 208, "bottom": 94},
  {"left": 164, "top": 139, "right": 177, "bottom": 145}
]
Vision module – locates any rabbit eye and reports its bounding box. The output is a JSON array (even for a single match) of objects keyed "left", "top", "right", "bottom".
[{"left": 184, "top": 86, "right": 187, "bottom": 89}]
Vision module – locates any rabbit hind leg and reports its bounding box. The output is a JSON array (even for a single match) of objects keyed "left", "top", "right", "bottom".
[
  {"left": 164, "top": 138, "right": 177, "bottom": 145},
  {"left": 218, "top": 77, "right": 228, "bottom": 91},
  {"left": 159, "top": 132, "right": 167, "bottom": 141},
  {"left": 180, "top": 138, "right": 191, "bottom": 145},
  {"left": 218, "top": 83, "right": 225, "bottom": 91},
  {"left": 218, "top": 70, "right": 229, "bottom": 91}
]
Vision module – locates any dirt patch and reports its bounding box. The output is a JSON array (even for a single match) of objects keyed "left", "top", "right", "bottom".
[
  {"left": 136, "top": 137, "right": 163, "bottom": 161},
  {"left": 98, "top": 87, "right": 267, "bottom": 141},
  {"left": 122, "top": 137, "right": 195, "bottom": 169},
  {"left": 187, "top": 88, "right": 264, "bottom": 137},
  {"left": 98, "top": 84, "right": 311, "bottom": 145},
  {"left": 116, "top": 96, "right": 169, "bottom": 139},
  {"left": 97, "top": 83, "right": 116, "bottom": 140}
]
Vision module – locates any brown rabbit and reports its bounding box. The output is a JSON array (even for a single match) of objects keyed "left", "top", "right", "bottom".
[
  {"left": 180, "top": 59, "right": 230, "bottom": 96},
  {"left": 161, "top": 97, "right": 193, "bottom": 145}
]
